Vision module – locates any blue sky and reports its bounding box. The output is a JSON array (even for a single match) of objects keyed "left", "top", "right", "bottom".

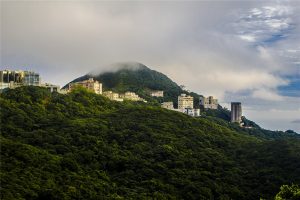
[{"left": 1, "top": 1, "right": 299, "bottom": 132}]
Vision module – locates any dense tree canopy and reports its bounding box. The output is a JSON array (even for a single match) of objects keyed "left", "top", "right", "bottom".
[{"left": 1, "top": 86, "right": 299, "bottom": 199}]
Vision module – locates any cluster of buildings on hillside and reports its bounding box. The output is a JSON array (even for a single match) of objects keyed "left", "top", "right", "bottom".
[
  {"left": 0, "top": 70, "right": 147, "bottom": 102},
  {"left": 161, "top": 94, "right": 219, "bottom": 118},
  {"left": 0, "top": 70, "right": 61, "bottom": 92},
  {"left": 0, "top": 69, "right": 243, "bottom": 124},
  {"left": 162, "top": 94, "right": 200, "bottom": 117},
  {"left": 161, "top": 94, "right": 242, "bottom": 123}
]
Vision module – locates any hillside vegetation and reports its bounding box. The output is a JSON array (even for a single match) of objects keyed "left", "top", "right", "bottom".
[
  {"left": 1, "top": 86, "right": 300, "bottom": 200},
  {"left": 68, "top": 62, "right": 299, "bottom": 137},
  {"left": 66, "top": 62, "right": 194, "bottom": 106}
]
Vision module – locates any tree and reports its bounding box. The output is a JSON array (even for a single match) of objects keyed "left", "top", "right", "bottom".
[{"left": 275, "top": 184, "right": 300, "bottom": 200}]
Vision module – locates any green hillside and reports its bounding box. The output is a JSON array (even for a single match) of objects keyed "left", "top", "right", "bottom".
[
  {"left": 66, "top": 62, "right": 298, "bottom": 137},
  {"left": 66, "top": 62, "right": 192, "bottom": 106},
  {"left": 1, "top": 86, "right": 300, "bottom": 200}
]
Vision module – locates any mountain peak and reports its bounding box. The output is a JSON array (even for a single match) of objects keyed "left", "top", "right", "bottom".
[{"left": 89, "top": 62, "right": 149, "bottom": 76}]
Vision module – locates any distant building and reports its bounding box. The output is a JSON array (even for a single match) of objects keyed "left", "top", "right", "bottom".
[
  {"left": 231, "top": 102, "right": 242, "bottom": 123},
  {"left": 0, "top": 70, "right": 25, "bottom": 83},
  {"left": 161, "top": 102, "right": 174, "bottom": 110},
  {"left": 178, "top": 94, "right": 193, "bottom": 109},
  {"left": 183, "top": 108, "right": 200, "bottom": 117},
  {"left": 0, "top": 70, "right": 41, "bottom": 87},
  {"left": 199, "top": 96, "right": 218, "bottom": 109},
  {"left": 23, "top": 71, "right": 41, "bottom": 86},
  {"left": 69, "top": 78, "right": 102, "bottom": 94},
  {"left": 103, "top": 91, "right": 123, "bottom": 101},
  {"left": 150, "top": 90, "right": 164, "bottom": 97},
  {"left": 58, "top": 89, "right": 69, "bottom": 94},
  {"left": 41, "top": 83, "right": 60, "bottom": 93},
  {"left": 0, "top": 70, "right": 41, "bottom": 92},
  {"left": 120, "top": 91, "right": 146, "bottom": 102}
]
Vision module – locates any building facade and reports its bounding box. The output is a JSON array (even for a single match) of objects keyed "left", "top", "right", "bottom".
[
  {"left": 23, "top": 71, "right": 41, "bottom": 86},
  {"left": 161, "top": 102, "right": 174, "bottom": 110},
  {"left": 69, "top": 78, "right": 102, "bottom": 94},
  {"left": 0, "top": 70, "right": 25, "bottom": 83},
  {"left": 0, "top": 70, "right": 41, "bottom": 91},
  {"left": 103, "top": 91, "right": 123, "bottom": 101},
  {"left": 150, "top": 90, "right": 164, "bottom": 97},
  {"left": 178, "top": 94, "right": 194, "bottom": 109},
  {"left": 120, "top": 91, "right": 146, "bottom": 102},
  {"left": 183, "top": 108, "right": 200, "bottom": 117},
  {"left": 231, "top": 102, "right": 242, "bottom": 123},
  {"left": 0, "top": 70, "right": 40, "bottom": 85},
  {"left": 41, "top": 83, "right": 60, "bottom": 93},
  {"left": 199, "top": 96, "right": 218, "bottom": 109}
]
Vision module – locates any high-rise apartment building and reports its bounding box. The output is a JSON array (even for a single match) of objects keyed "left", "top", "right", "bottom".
[
  {"left": 178, "top": 94, "right": 194, "bottom": 109},
  {"left": 231, "top": 102, "right": 242, "bottom": 123}
]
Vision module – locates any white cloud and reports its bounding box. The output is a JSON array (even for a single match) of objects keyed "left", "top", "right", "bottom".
[
  {"left": 245, "top": 104, "right": 300, "bottom": 132},
  {"left": 234, "top": 4, "right": 294, "bottom": 43},
  {"left": 239, "top": 35, "right": 256, "bottom": 42},
  {"left": 252, "top": 88, "right": 284, "bottom": 101}
]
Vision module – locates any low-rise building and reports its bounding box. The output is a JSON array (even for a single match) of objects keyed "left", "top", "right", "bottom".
[
  {"left": 161, "top": 102, "right": 174, "bottom": 110},
  {"left": 103, "top": 91, "right": 123, "bottom": 101},
  {"left": 69, "top": 78, "right": 102, "bottom": 94},
  {"left": 178, "top": 94, "right": 194, "bottom": 109},
  {"left": 183, "top": 108, "right": 200, "bottom": 117},
  {"left": 199, "top": 96, "right": 218, "bottom": 109},
  {"left": 58, "top": 89, "right": 69, "bottom": 94},
  {"left": 120, "top": 91, "right": 146, "bottom": 102},
  {"left": 150, "top": 90, "right": 164, "bottom": 97},
  {"left": 41, "top": 83, "right": 60, "bottom": 93}
]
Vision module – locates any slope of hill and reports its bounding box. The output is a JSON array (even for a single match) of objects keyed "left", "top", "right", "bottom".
[
  {"left": 66, "top": 62, "right": 298, "bottom": 138},
  {"left": 1, "top": 86, "right": 300, "bottom": 200},
  {"left": 67, "top": 62, "right": 186, "bottom": 104}
]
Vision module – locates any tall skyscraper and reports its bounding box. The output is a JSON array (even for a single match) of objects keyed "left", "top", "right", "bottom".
[{"left": 231, "top": 102, "right": 242, "bottom": 123}]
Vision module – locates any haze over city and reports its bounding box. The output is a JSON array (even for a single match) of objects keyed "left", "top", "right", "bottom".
[{"left": 1, "top": 1, "right": 300, "bottom": 132}]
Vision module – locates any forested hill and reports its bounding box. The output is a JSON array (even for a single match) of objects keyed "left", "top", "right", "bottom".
[
  {"left": 1, "top": 86, "right": 300, "bottom": 200},
  {"left": 65, "top": 62, "right": 189, "bottom": 104},
  {"left": 65, "top": 62, "right": 299, "bottom": 137}
]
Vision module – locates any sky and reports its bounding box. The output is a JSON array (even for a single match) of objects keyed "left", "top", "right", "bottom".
[{"left": 1, "top": 1, "right": 300, "bottom": 133}]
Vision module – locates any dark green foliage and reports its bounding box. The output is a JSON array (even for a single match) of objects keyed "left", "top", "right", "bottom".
[{"left": 1, "top": 86, "right": 300, "bottom": 200}]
